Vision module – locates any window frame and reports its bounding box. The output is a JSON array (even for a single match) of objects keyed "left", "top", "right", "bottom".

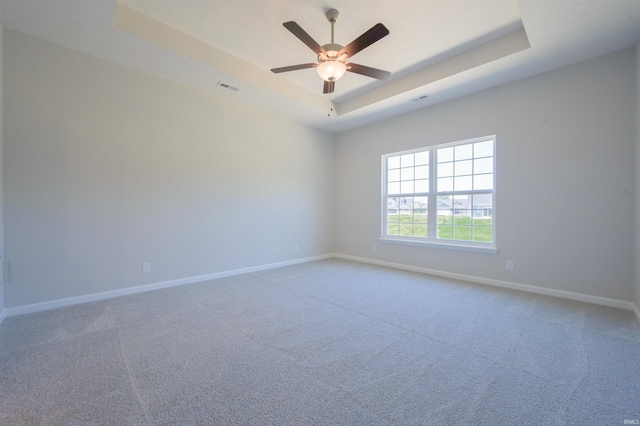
[{"left": 380, "top": 135, "right": 497, "bottom": 253}]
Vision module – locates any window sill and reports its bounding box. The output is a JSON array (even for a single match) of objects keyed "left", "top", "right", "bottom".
[{"left": 379, "top": 237, "right": 498, "bottom": 253}]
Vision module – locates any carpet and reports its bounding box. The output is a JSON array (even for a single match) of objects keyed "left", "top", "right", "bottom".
[{"left": 1, "top": 258, "right": 639, "bottom": 424}]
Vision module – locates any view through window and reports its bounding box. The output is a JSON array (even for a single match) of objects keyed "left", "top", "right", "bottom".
[{"left": 383, "top": 136, "right": 495, "bottom": 249}]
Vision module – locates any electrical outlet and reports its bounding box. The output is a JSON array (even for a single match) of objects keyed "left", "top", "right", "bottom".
[
  {"left": 506, "top": 260, "right": 514, "bottom": 271},
  {"left": 372, "top": 245, "right": 377, "bottom": 252},
  {"left": 142, "top": 262, "right": 151, "bottom": 273},
  {"left": 295, "top": 244, "right": 299, "bottom": 252}
]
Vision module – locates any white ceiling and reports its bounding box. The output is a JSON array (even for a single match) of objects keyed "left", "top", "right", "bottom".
[{"left": 1, "top": 0, "right": 639, "bottom": 133}]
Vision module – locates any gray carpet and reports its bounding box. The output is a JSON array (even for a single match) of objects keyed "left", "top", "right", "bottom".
[{"left": 1, "top": 258, "right": 639, "bottom": 425}]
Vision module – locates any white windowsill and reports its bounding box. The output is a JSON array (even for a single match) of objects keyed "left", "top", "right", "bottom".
[{"left": 379, "top": 237, "right": 498, "bottom": 254}]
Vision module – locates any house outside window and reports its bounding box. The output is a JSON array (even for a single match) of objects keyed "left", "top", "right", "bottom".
[{"left": 382, "top": 136, "right": 496, "bottom": 252}]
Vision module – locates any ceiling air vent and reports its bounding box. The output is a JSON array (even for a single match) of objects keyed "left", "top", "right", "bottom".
[
  {"left": 410, "top": 95, "right": 428, "bottom": 102},
  {"left": 216, "top": 81, "right": 239, "bottom": 91}
]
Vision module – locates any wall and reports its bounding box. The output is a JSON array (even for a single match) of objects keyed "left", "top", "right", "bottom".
[
  {"left": 0, "top": 23, "right": 4, "bottom": 320},
  {"left": 3, "top": 30, "right": 334, "bottom": 308},
  {"left": 335, "top": 48, "right": 636, "bottom": 303},
  {"left": 635, "top": 40, "right": 640, "bottom": 314}
]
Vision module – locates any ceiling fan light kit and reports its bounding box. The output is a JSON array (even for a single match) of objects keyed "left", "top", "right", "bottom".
[
  {"left": 271, "top": 8, "right": 390, "bottom": 94},
  {"left": 316, "top": 60, "right": 346, "bottom": 82}
]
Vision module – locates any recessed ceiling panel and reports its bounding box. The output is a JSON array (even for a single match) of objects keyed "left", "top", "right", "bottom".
[{"left": 120, "top": 0, "right": 522, "bottom": 98}]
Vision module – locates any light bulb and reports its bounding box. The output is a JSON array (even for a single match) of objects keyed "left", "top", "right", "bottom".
[{"left": 317, "top": 60, "right": 347, "bottom": 82}]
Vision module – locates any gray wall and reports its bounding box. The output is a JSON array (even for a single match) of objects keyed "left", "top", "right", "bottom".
[
  {"left": 0, "top": 24, "right": 4, "bottom": 316},
  {"left": 636, "top": 40, "right": 640, "bottom": 312},
  {"left": 3, "top": 28, "right": 639, "bottom": 311},
  {"left": 3, "top": 30, "right": 335, "bottom": 308},
  {"left": 334, "top": 48, "right": 636, "bottom": 302}
]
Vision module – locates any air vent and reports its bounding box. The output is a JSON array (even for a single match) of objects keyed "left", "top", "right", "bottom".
[
  {"left": 410, "top": 95, "right": 428, "bottom": 102},
  {"left": 216, "top": 81, "right": 240, "bottom": 91}
]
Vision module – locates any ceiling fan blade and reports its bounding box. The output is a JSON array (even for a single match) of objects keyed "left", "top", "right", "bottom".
[
  {"left": 283, "top": 21, "right": 326, "bottom": 55},
  {"left": 339, "top": 23, "right": 389, "bottom": 58},
  {"left": 347, "top": 63, "right": 391, "bottom": 80},
  {"left": 271, "top": 63, "right": 318, "bottom": 73},
  {"left": 323, "top": 80, "right": 335, "bottom": 94}
]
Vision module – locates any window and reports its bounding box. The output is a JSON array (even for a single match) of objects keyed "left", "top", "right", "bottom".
[{"left": 382, "top": 136, "right": 495, "bottom": 251}]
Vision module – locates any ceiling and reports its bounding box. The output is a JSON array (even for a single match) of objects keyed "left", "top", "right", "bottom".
[{"left": 1, "top": 0, "right": 639, "bottom": 133}]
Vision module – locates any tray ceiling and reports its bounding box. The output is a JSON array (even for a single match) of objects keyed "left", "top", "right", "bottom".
[{"left": 1, "top": 0, "right": 640, "bottom": 132}]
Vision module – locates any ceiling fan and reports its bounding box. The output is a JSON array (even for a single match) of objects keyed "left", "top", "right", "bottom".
[{"left": 270, "top": 9, "right": 390, "bottom": 94}]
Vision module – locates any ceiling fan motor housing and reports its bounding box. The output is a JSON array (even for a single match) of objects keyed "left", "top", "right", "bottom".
[{"left": 318, "top": 43, "right": 345, "bottom": 62}]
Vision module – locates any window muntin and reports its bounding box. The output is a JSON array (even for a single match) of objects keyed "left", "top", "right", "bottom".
[
  {"left": 382, "top": 136, "right": 495, "bottom": 248},
  {"left": 436, "top": 194, "right": 493, "bottom": 242},
  {"left": 386, "top": 151, "right": 429, "bottom": 195},
  {"left": 436, "top": 140, "right": 494, "bottom": 193},
  {"left": 386, "top": 196, "right": 429, "bottom": 238}
]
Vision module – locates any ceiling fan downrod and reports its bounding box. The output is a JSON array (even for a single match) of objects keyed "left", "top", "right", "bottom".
[
  {"left": 326, "top": 9, "right": 339, "bottom": 44},
  {"left": 322, "top": 9, "right": 343, "bottom": 54}
]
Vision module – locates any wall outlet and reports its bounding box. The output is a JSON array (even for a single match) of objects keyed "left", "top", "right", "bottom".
[
  {"left": 506, "top": 260, "right": 514, "bottom": 271},
  {"left": 372, "top": 245, "right": 377, "bottom": 252},
  {"left": 142, "top": 262, "right": 151, "bottom": 273},
  {"left": 295, "top": 244, "right": 299, "bottom": 252}
]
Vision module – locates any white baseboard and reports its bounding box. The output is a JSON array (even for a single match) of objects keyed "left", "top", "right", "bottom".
[
  {"left": 333, "top": 254, "right": 640, "bottom": 317},
  {"left": 4, "top": 254, "right": 333, "bottom": 318},
  {"left": 3, "top": 252, "right": 640, "bottom": 327}
]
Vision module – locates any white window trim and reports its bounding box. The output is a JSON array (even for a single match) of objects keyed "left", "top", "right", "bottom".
[
  {"left": 378, "top": 237, "right": 498, "bottom": 253},
  {"left": 381, "top": 135, "right": 497, "bottom": 252}
]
